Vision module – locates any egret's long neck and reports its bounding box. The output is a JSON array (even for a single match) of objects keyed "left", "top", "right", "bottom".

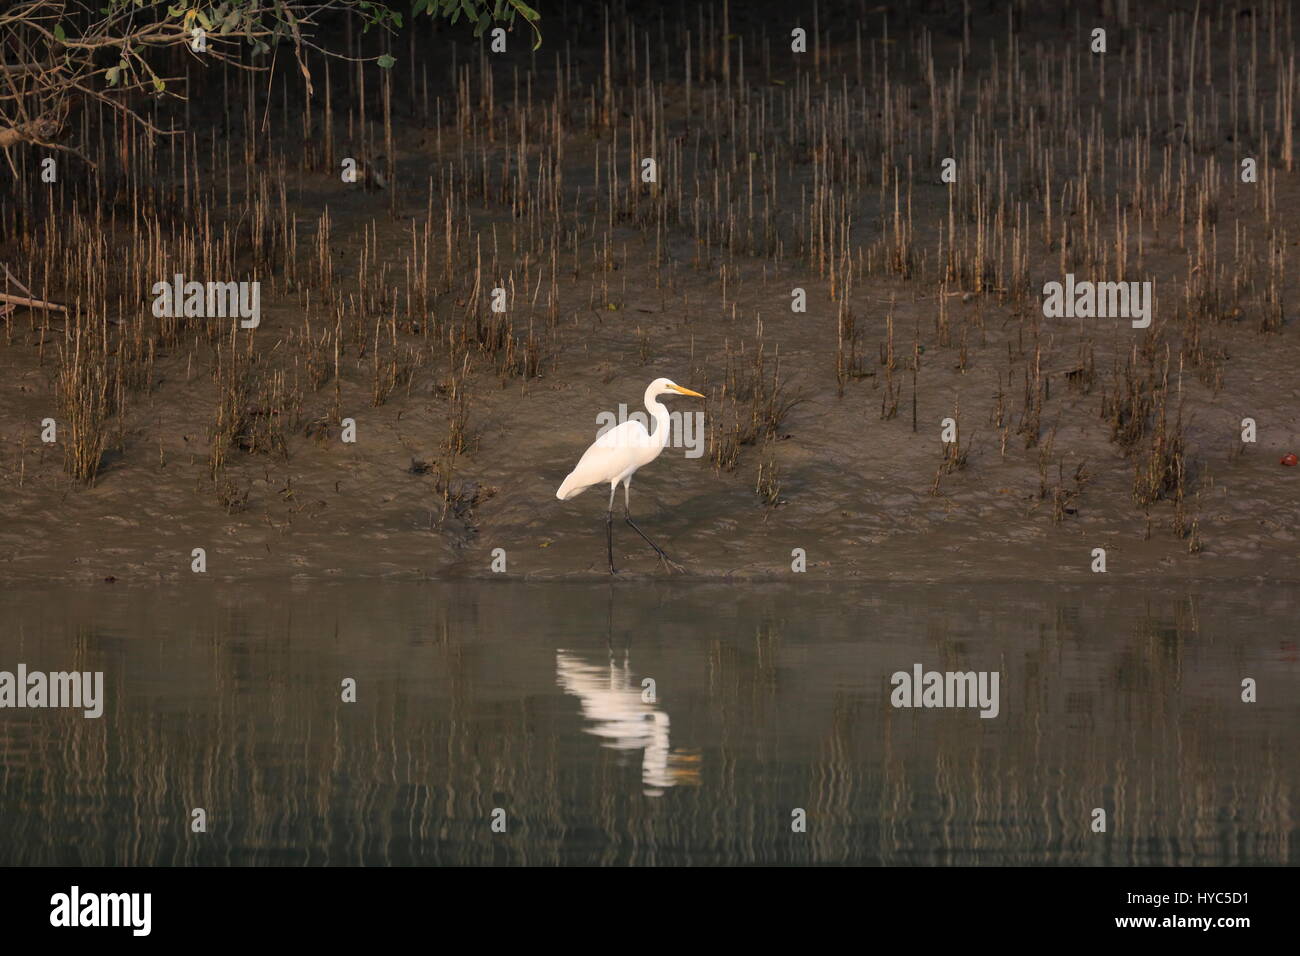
[{"left": 644, "top": 388, "right": 671, "bottom": 450}]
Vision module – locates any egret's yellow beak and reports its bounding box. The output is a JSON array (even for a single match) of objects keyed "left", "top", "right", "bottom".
[{"left": 668, "top": 384, "right": 705, "bottom": 397}]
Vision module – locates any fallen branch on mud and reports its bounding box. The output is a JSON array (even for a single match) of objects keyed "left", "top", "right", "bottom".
[{"left": 0, "top": 291, "right": 68, "bottom": 312}]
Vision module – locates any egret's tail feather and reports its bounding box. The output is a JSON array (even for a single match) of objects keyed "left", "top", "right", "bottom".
[{"left": 556, "top": 471, "right": 589, "bottom": 500}]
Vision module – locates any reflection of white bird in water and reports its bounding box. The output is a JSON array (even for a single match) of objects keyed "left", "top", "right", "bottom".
[
  {"left": 555, "top": 650, "right": 700, "bottom": 796},
  {"left": 556, "top": 378, "right": 704, "bottom": 574}
]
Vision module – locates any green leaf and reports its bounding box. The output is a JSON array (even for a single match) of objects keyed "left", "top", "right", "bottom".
[
  {"left": 510, "top": 1, "right": 541, "bottom": 22},
  {"left": 377, "top": 53, "right": 396, "bottom": 69},
  {"left": 53, "top": 23, "right": 67, "bottom": 43},
  {"left": 153, "top": 76, "right": 165, "bottom": 93},
  {"left": 508, "top": 0, "right": 543, "bottom": 49}
]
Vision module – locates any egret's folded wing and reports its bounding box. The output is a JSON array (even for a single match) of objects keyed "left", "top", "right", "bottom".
[{"left": 556, "top": 421, "right": 651, "bottom": 499}]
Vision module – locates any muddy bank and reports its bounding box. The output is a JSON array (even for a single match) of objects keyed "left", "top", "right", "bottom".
[
  {"left": 2, "top": 1, "right": 1300, "bottom": 587},
  {"left": 4, "top": 277, "right": 1298, "bottom": 587}
]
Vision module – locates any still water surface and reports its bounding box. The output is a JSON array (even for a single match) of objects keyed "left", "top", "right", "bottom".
[{"left": 0, "top": 581, "right": 1295, "bottom": 865}]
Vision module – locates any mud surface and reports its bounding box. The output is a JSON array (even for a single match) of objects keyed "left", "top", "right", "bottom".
[{"left": 2, "top": 1, "right": 1299, "bottom": 586}]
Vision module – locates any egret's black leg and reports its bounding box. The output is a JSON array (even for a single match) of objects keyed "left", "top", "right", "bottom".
[
  {"left": 624, "top": 509, "right": 670, "bottom": 560},
  {"left": 606, "top": 485, "right": 618, "bottom": 574},
  {"left": 623, "top": 483, "right": 684, "bottom": 572}
]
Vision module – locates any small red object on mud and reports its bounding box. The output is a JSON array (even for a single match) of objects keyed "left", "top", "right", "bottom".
[{"left": 1282, "top": 453, "right": 1299, "bottom": 466}]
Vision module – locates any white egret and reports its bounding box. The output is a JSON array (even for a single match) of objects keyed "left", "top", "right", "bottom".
[
  {"left": 556, "top": 377, "right": 705, "bottom": 573},
  {"left": 556, "top": 650, "right": 701, "bottom": 795}
]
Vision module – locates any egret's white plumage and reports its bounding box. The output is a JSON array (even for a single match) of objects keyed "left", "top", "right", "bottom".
[
  {"left": 556, "top": 377, "right": 704, "bottom": 572},
  {"left": 555, "top": 419, "right": 659, "bottom": 500},
  {"left": 555, "top": 650, "right": 700, "bottom": 794}
]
